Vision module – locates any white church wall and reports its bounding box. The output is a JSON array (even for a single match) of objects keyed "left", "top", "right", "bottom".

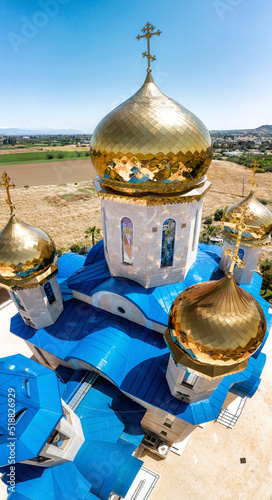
[
  {"left": 9, "top": 275, "right": 63, "bottom": 329},
  {"left": 72, "top": 289, "right": 166, "bottom": 334},
  {"left": 123, "top": 390, "right": 196, "bottom": 444},
  {"left": 166, "top": 355, "right": 223, "bottom": 403},
  {"left": 101, "top": 195, "right": 205, "bottom": 288},
  {"left": 22, "top": 400, "right": 84, "bottom": 467},
  {"left": 219, "top": 240, "right": 262, "bottom": 284}
]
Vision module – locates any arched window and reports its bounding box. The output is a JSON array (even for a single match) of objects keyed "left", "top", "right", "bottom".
[
  {"left": 102, "top": 207, "right": 108, "bottom": 251},
  {"left": 121, "top": 217, "right": 133, "bottom": 265},
  {"left": 235, "top": 248, "right": 245, "bottom": 268},
  {"left": 161, "top": 219, "right": 176, "bottom": 267},
  {"left": 44, "top": 282, "right": 56, "bottom": 305}
]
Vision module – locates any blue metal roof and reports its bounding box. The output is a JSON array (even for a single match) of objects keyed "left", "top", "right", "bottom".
[
  {"left": 84, "top": 239, "right": 105, "bottom": 267},
  {"left": 1, "top": 462, "right": 95, "bottom": 500},
  {"left": 74, "top": 377, "right": 144, "bottom": 499},
  {"left": 10, "top": 242, "right": 271, "bottom": 428},
  {"left": 57, "top": 252, "right": 86, "bottom": 279},
  {"left": 67, "top": 244, "right": 224, "bottom": 323},
  {"left": 0, "top": 355, "right": 63, "bottom": 466}
]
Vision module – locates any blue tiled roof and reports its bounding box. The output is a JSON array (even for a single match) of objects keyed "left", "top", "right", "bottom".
[
  {"left": 57, "top": 253, "right": 86, "bottom": 279},
  {"left": 10, "top": 242, "right": 271, "bottom": 428},
  {"left": 84, "top": 239, "right": 105, "bottom": 267},
  {"left": 68, "top": 244, "right": 223, "bottom": 324},
  {"left": 74, "top": 377, "right": 144, "bottom": 499},
  {"left": 0, "top": 355, "right": 62, "bottom": 466},
  {"left": 1, "top": 462, "right": 94, "bottom": 500}
]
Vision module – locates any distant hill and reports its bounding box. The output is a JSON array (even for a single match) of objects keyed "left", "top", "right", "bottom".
[
  {"left": 0, "top": 128, "right": 88, "bottom": 136},
  {"left": 210, "top": 125, "right": 272, "bottom": 135}
]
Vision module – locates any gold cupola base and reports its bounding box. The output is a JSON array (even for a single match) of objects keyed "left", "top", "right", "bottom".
[{"left": 164, "top": 330, "right": 249, "bottom": 380}]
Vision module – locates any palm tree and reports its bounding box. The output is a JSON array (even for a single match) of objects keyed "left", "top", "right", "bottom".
[{"left": 85, "top": 226, "right": 101, "bottom": 246}]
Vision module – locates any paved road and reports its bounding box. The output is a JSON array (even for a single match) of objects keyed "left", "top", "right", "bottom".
[{"left": 1, "top": 159, "right": 96, "bottom": 188}]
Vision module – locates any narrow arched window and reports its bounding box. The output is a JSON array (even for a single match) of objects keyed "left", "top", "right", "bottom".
[
  {"left": 44, "top": 282, "right": 56, "bottom": 305},
  {"left": 235, "top": 248, "right": 245, "bottom": 268},
  {"left": 102, "top": 207, "right": 108, "bottom": 251},
  {"left": 161, "top": 219, "right": 176, "bottom": 267},
  {"left": 121, "top": 217, "right": 133, "bottom": 265}
]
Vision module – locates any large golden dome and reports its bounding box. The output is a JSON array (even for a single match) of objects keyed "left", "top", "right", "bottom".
[
  {"left": 165, "top": 275, "right": 266, "bottom": 378},
  {"left": 90, "top": 73, "right": 212, "bottom": 195},
  {"left": 222, "top": 191, "right": 272, "bottom": 246},
  {"left": 0, "top": 215, "right": 56, "bottom": 289}
]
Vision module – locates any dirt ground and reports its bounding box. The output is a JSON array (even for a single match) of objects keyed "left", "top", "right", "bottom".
[{"left": 0, "top": 159, "right": 271, "bottom": 258}]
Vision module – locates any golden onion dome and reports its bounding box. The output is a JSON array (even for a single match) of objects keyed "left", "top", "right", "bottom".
[
  {"left": 165, "top": 275, "right": 266, "bottom": 378},
  {"left": 0, "top": 215, "right": 56, "bottom": 289},
  {"left": 222, "top": 191, "right": 272, "bottom": 246},
  {"left": 90, "top": 73, "right": 212, "bottom": 195}
]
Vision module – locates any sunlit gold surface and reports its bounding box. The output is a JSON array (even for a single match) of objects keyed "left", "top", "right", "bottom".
[
  {"left": 90, "top": 73, "right": 212, "bottom": 195},
  {"left": 164, "top": 331, "right": 249, "bottom": 380},
  {"left": 0, "top": 215, "right": 56, "bottom": 289},
  {"left": 223, "top": 191, "right": 272, "bottom": 243},
  {"left": 94, "top": 177, "right": 211, "bottom": 206},
  {"left": 0, "top": 172, "right": 15, "bottom": 215},
  {"left": 136, "top": 22, "right": 162, "bottom": 74},
  {"left": 167, "top": 276, "right": 266, "bottom": 371}
]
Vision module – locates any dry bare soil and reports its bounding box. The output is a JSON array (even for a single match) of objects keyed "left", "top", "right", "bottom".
[{"left": 0, "top": 159, "right": 271, "bottom": 259}]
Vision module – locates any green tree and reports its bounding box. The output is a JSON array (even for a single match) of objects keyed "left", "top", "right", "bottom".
[
  {"left": 85, "top": 226, "right": 101, "bottom": 246},
  {"left": 203, "top": 215, "right": 213, "bottom": 225},
  {"left": 214, "top": 208, "right": 224, "bottom": 221},
  {"left": 260, "top": 259, "right": 272, "bottom": 295},
  {"left": 70, "top": 244, "right": 81, "bottom": 253}
]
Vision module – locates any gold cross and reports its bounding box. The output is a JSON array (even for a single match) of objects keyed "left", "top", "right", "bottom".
[
  {"left": 248, "top": 161, "right": 265, "bottom": 192},
  {"left": 220, "top": 204, "right": 265, "bottom": 276},
  {"left": 136, "top": 22, "right": 162, "bottom": 73},
  {"left": 0, "top": 171, "right": 15, "bottom": 215}
]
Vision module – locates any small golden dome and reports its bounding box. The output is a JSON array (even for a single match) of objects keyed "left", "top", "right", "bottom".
[
  {"left": 0, "top": 215, "right": 56, "bottom": 289},
  {"left": 167, "top": 275, "right": 266, "bottom": 377},
  {"left": 90, "top": 73, "right": 212, "bottom": 195},
  {"left": 222, "top": 191, "right": 272, "bottom": 246}
]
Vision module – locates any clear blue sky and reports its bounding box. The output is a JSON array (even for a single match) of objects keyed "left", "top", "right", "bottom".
[{"left": 0, "top": 0, "right": 271, "bottom": 132}]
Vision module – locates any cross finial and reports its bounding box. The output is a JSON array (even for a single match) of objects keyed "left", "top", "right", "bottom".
[
  {"left": 247, "top": 161, "right": 265, "bottom": 192},
  {"left": 0, "top": 171, "right": 15, "bottom": 215},
  {"left": 220, "top": 204, "right": 266, "bottom": 277},
  {"left": 136, "top": 22, "right": 162, "bottom": 73}
]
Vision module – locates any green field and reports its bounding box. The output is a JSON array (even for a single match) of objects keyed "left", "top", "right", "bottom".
[{"left": 0, "top": 151, "right": 90, "bottom": 165}]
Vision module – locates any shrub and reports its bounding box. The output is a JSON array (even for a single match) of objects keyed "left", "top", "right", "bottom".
[
  {"left": 56, "top": 249, "right": 63, "bottom": 257},
  {"left": 203, "top": 215, "right": 213, "bottom": 225},
  {"left": 214, "top": 208, "right": 224, "bottom": 221},
  {"left": 46, "top": 153, "right": 54, "bottom": 159},
  {"left": 85, "top": 151, "right": 90, "bottom": 156},
  {"left": 58, "top": 152, "right": 64, "bottom": 158},
  {"left": 70, "top": 244, "right": 81, "bottom": 253},
  {"left": 76, "top": 152, "right": 81, "bottom": 157}
]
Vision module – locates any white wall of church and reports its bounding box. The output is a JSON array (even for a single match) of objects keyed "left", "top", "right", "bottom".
[
  {"left": 9, "top": 275, "right": 63, "bottom": 329},
  {"left": 101, "top": 196, "right": 204, "bottom": 288},
  {"left": 166, "top": 355, "right": 223, "bottom": 403},
  {"left": 22, "top": 400, "right": 84, "bottom": 467},
  {"left": 219, "top": 240, "right": 262, "bottom": 284},
  {"left": 73, "top": 289, "right": 166, "bottom": 333},
  {"left": 123, "top": 390, "right": 196, "bottom": 444}
]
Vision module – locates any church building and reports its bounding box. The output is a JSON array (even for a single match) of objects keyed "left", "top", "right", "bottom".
[{"left": 0, "top": 23, "right": 271, "bottom": 500}]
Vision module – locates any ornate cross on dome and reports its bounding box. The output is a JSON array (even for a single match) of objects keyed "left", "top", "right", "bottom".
[
  {"left": 136, "top": 22, "right": 162, "bottom": 73},
  {"left": 0, "top": 171, "right": 15, "bottom": 215},
  {"left": 220, "top": 203, "right": 265, "bottom": 276},
  {"left": 248, "top": 161, "right": 265, "bottom": 192}
]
